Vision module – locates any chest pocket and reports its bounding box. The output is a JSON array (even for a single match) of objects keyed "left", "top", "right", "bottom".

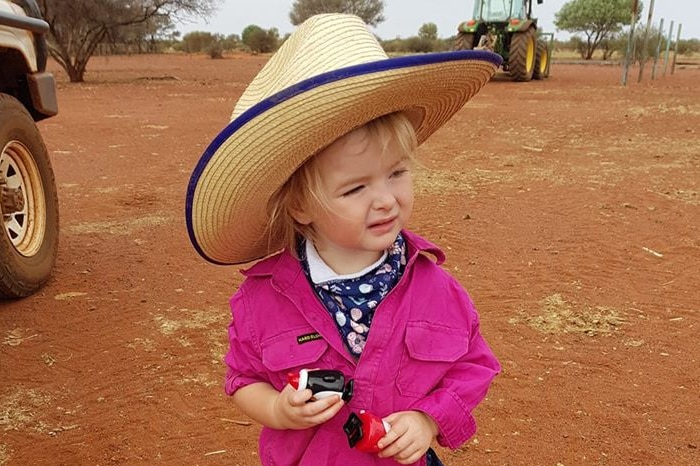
[
  {"left": 261, "top": 329, "right": 329, "bottom": 390},
  {"left": 396, "top": 321, "right": 469, "bottom": 397}
]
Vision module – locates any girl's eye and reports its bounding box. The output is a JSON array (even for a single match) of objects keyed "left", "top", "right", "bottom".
[
  {"left": 391, "top": 169, "right": 409, "bottom": 178},
  {"left": 342, "top": 185, "right": 364, "bottom": 197}
]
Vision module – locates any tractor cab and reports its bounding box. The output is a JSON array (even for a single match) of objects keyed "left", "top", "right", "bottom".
[
  {"left": 473, "top": 0, "right": 529, "bottom": 22},
  {"left": 455, "top": 0, "right": 551, "bottom": 82}
]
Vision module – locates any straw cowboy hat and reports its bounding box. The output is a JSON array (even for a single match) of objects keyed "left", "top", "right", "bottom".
[{"left": 185, "top": 13, "right": 502, "bottom": 265}]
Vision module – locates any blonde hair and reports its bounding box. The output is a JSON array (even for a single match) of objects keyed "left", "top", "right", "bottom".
[{"left": 267, "top": 112, "right": 417, "bottom": 257}]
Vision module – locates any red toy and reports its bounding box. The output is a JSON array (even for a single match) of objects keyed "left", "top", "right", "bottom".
[
  {"left": 287, "top": 369, "right": 354, "bottom": 402},
  {"left": 343, "top": 410, "right": 391, "bottom": 453}
]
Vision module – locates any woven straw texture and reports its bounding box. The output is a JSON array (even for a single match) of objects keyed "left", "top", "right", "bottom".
[{"left": 187, "top": 14, "right": 500, "bottom": 264}]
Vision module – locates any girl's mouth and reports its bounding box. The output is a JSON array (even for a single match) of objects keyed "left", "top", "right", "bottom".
[{"left": 369, "top": 216, "right": 396, "bottom": 233}]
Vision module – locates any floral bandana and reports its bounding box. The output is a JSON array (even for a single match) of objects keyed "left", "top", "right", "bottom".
[{"left": 300, "top": 234, "right": 407, "bottom": 356}]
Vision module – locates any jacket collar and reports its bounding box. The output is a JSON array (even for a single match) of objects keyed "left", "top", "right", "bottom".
[
  {"left": 239, "top": 230, "right": 446, "bottom": 366},
  {"left": 241, "top": 229, "right": 445, "bottom": 283}
]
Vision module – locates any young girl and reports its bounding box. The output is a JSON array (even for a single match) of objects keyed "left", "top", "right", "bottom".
[{"left": 185, "top": 13, "right": 502, "bottom": 466}]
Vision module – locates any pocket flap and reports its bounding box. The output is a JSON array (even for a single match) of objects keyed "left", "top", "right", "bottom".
[
  {"left": 261, "top": 330, "right": 328, "bottom": 372},
  {"left": 404, "top": 322, "right": 468, "bottom": 362}
]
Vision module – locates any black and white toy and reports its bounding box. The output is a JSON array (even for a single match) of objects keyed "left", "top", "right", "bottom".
[{"left": 287, "top": 369, "right": 354, "bottom": 402}]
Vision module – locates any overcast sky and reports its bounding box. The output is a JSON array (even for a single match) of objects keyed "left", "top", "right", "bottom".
[{"left": 180, "top": 0, "right": 698, "bottom": 40}]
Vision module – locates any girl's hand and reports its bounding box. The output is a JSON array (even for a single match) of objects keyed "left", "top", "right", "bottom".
[
  {"left": 273, "top": 384, "right": 345, "bottom": 430},
  {"left": 376, "top": 411, "right": 439, "bottom": 464}
]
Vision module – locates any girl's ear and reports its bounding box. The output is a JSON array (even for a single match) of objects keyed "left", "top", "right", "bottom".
[{"left": 290, "top": 207, "right": 312, "bottom": 225}]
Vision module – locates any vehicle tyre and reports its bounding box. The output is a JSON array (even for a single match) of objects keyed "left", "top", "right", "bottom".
[
  {"left": 454, "top": 32, "right": 475, "bottom": 50},
  {"left": 508, "top": 28, "right": 536, "bottom": 82},
  {"left": 0, "top": 93, "right": 59, "bottom": 299},
  {"left": 533, "top": 40, "right": 550, "bottom": 80}
]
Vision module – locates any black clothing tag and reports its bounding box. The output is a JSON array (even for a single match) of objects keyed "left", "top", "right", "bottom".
[{"left": 297, "top": 332, "right": 322, "bottom": 344}]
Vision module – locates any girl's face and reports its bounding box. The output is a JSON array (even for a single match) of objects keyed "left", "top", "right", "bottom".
[{"left": 294, "top": 126, "right": 414, "bottom": 274}]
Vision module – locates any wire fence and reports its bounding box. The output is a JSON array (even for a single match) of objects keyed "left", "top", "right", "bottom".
[{"left": 621, "top": 0, "right": 684, "bottom": 85}]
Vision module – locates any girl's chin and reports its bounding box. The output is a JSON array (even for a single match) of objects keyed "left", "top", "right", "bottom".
[{"left": 368, "top": 231, "right": 400, "bottom": 251}]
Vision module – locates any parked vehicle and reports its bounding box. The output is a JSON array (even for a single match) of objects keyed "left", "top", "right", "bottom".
[
  {"left": 455, "top": 0, "right": 553, "bottom": 81},
  {"left": 0, "top": 0, "right": 58, "bottom": 298}
]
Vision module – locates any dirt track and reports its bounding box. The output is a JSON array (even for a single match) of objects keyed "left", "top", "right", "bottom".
[{"left": 1, "top": 54, "right": 699, "bottom": 465}]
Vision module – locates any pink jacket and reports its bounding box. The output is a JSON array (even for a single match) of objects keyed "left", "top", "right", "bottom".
[{"left": 224, "top": 230, "right": 500, "bottom": 466}]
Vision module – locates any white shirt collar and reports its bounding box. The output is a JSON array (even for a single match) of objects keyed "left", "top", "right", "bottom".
[{"left": 305, "top": 240, "right": 388, "bottom": 285}]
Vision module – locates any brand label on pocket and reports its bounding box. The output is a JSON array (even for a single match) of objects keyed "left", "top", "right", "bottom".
[{"left": 297, "top": 332, "right": 322, "bottom": 344}]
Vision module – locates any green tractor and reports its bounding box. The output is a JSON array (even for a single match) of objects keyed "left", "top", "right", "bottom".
[{"left": 455, "top": 0, "right": 553, "bottom": 81}]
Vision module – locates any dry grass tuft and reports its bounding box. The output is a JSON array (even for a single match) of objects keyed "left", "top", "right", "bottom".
[
  {"left": 0, "top": 388, "right": 51, "bottom": 433},
  {"left": 521, "top": 294, "right": 625, "bottom": 336}
]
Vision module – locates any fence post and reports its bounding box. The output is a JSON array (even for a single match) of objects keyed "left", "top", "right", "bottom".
[
  {"left": 671, "top": 24, "right": 682, "bottom": 75},
  {"left": 662, "top": 21, "right": 674, "bottom": 77},
  {"left": 622, "top": 0, "right": 640, "bottom": 86},
  {"left": 651, "top": 18, "right": 664, "bottom": 80},
  {"left": 638, "top": 0, "right": 655, "bottom": 82}
]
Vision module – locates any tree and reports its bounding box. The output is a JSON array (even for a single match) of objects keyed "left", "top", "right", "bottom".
[
  {"left": 103, "top": 14, "right": 176, "bottom": 54},
  {"left": 178, "top": 32, "right": 241, "bottom": 56},
  {"left": 289, "top": 0, "right": 385, "bottom": 27},
  {"left": 632, "top": 25, "right": 662, "bottom": 64},
  {"left": 241, "top": 25, "right": 279, "bottom": 54},
  {"left": 221, "top": 34, "right": 242, "bottom": 52},
  {"left": 600, "top": 33, "right": 625, "bottom": 60},
  {"left": 179, "top": 31, "right": 220, "bottom": 53},
  {"left": 677, "top": 39, "right": 700, "bottom": 56},
  {"left": 404, "top": 36, "right": 434, "bottom": 53},
  {"left": 38, "top": 0, "right": 218, "bottom": 82},
  {"left": 554, "top": 0, "right": 642, "bottom": 59},
  {"left": 207, "top": 34, "right": 225, "bottom": 59},
  {"left": 418, "top": 23, "right": 438, "bottom": 41}
]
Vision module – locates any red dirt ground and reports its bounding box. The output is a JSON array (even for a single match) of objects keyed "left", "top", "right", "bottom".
[{"left": 1, "top": 53, "right": 699, "bottom": 465}]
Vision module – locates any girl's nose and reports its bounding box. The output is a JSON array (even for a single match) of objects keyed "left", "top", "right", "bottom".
[{"left": 372, "top": 185, "right": 395, "bottom": 210}]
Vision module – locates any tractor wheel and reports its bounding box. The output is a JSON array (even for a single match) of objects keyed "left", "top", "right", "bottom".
[
  {"left": 0, "top": 94, "right": 59, "bottom": 299},
  {"left": 533, "top": 40, "right": 550, "bottom": 80},
  {"left": 454, "top": 32, "right": 475, "bottom": 50},
  {"left": 508, "top": 28, "right": 536, "bottom": 82}
]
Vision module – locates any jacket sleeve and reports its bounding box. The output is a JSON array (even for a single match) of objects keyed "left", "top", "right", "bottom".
[
  {"left": 410, "top": 278, "right": 500, "bottom": 449},
  {"left": 223, "top": 284, "right": 268, "bottom": 396}
]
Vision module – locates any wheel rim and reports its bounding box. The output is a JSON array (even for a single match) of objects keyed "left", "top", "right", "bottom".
[
  {"left": 540, "top": 50, "right": 548, "bottom": 74},
  {"left": 1, "top": 140, "right": 46, "bottom": 257},
  {"left": 526, "top": 38, "right": 535, "bottom": 72}
]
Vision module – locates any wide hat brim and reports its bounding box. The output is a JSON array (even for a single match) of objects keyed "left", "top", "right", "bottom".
[{"left": 186, "top": 50, "right": 502, "bottom": 265}]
